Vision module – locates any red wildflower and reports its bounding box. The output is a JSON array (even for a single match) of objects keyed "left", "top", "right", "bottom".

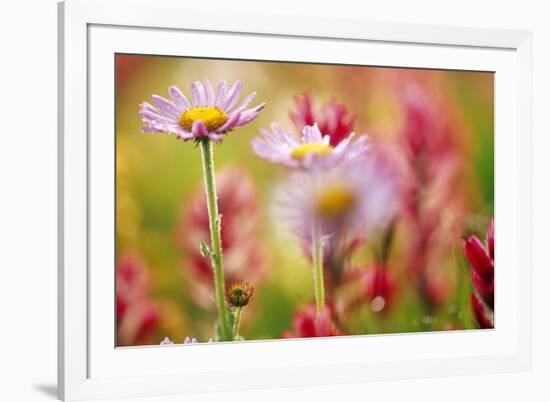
[
  {"left": 398, "top": 85, "right": 463, "bottom": 311},
  {"left": 289, "top": 92, "right": 355, "bottom": 146},
  {"left": 116, "top": 253, "right": 160, "bottom": 345},
  {"left": 463, "top": 219, "right": 494, "bottom": 328},
  {"left": 283, "top": 305, "right": 341, "bottom": 338}
]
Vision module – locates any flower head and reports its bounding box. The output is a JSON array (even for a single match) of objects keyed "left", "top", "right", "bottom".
[
  {"left": 252, "top": 123, "right": 368, "bottom": 169},
  {"left": 289, "top": 92, "right": 356, "bottom": 146},
  {"left": 275, "top": 151, "right": 399, "bottom": 257},
  {"left": 139, "top": 80, "right": 265, "bottom": 142},
  {"left": 225, "top": 282, "right": 255, "bottom": 308},
  {"left": 282, "top": 304, "right": 341, "bottom": 338}
]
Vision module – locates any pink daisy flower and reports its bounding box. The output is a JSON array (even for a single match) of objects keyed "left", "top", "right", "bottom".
[
  {"left": 275, "top": 152, "right": 399, "bottom": 256},
  {"left": 139, "top": 80, "right": 265, "bottom": 142},
  {"left": 251, "top": 123, "right": 368, "bottom": 169}
]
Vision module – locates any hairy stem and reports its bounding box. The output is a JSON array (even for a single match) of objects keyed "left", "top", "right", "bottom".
[
  {"left": 199, "top": 139, "right": 231, "bottom": 341},
  {"left": 311, "top": 219, "right": 326, "bottom": 313},
  {"left": 233, "top": 307, "right": 243, "bottom": 339}
]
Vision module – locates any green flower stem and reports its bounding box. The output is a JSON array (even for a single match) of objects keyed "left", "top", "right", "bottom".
[
  {"left": 233, "top": 307, "right": 243, "bottom": 339},
  {"left": 311, "top": 219, "right": 326, "bottom": 314},
  {"left": 199, "top": 139, "right": 231, "bottom": 341}
]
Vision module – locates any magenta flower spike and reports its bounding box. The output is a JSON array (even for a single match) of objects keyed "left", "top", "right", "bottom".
[{"left": 463, "top": 219, "right": 495, "bottom": 328}]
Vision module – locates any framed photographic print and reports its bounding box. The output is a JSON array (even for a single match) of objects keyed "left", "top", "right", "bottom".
[{"left": 58, "top": 0, "right": 533, "bottom": 400}]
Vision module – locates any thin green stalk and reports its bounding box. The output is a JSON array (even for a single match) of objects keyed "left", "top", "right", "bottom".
[
  {"left": 311, "top": 219, "right": 325, "bottom": 313},
  {"left": 233, "top": 307, "right": 243, "bottom": 339},
  {"left": 199, "top": 139, "right": 231, "bottom": 341}
]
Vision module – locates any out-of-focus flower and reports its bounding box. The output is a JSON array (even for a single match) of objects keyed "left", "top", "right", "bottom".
[
  {"left": 397, "top": 85, "right": 464, "bottom": 311},
  {"left": 225, "top": 282, "right": 254, "bottom": 308},
  {"left": 463, "top": 219, "right": 494, "bottom": 328},
  {"left": 289, "top": 92, "right": 356, "bottom": 146},
  {"left": 116, "top": 253, "right": 160, "bottom": 346},
  {"left": 252, "top": 123, "right": 368, "bottom": 169},
  {"left": 282, "top": 304, "right": 341, "bottom": 338},
  {"left": 178, "top": 167, "right": 267, "bottom": 309},
  {"left": 362, "top": 265, "right": 396, "bottom": 313},
  {"left": 275, "top": 151, "right": 399, "bottom": 260},
  {"left": 160, "top": 337, "right": 174, "bottom": 345},
  {"left": 139, "top": 80, "right": 265, "bottom": 142},
  {"left": 160, "top": 336, "right": 213, "bottom": 345},
  {"left": 184, "top": 336, "right": 199, "bottom": 344}
]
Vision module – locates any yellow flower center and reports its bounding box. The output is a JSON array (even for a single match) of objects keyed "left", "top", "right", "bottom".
[
  {"left": 179, "top": 106, "right": 228, "bottom": 132},
  {"left": 290, "top": 143, "right": 334, "bottom": 160},
  {"left": 315, "top": 185, "right": 356, "bottom": 218}
]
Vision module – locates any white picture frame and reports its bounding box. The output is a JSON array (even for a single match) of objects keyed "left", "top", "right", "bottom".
[{"left": 58, "top": 0, "right": 533, "bottom": 400}]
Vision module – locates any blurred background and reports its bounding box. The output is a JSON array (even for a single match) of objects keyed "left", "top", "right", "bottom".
[{"left": 115, "top": 54, "right": 493, "bottom": 346}]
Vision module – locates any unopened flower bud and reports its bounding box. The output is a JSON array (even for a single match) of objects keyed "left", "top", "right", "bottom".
[{"left": 225, "top": 282, "right": 254, "bottom": 308}]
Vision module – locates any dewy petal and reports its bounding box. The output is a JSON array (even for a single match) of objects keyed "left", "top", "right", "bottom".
[
  {"left": 215, "top": 80, "right": 228, "bottom": 107},
  {"left": 203, "top": 80, "right": 215, "bottom": 105},
  {"left": 192, "top": 120, "right": 209, "bottom": 137},
  {"left": 218, "top": 111, "right": 241, "bottom": 132},
  {"left": 191, "top": 81, "right": 206, "bottom": 106},
  {"left": 151, "top": 95, "right": 180, "bottom": 118},
  {"left": 139, "top": 108, "right": 175, "bottom": 124},
  {"left": 223, "top": 80, "right": 244, "bottom": 111},
  {"left": 231, "top": 92, "right": 256, "bottom": 114},
  {"left": 169, "top": 85, "right": 191, "bottom": 110},
  {"left": 142, "top": 125, "right": 163, "bottom": 133},
  {"left": 235, "top": 103, "right": 266, "bottom": 127}
]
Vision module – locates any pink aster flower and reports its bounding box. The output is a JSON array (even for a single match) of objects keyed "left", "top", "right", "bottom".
[
  {"left": 251, "top": 123, "right": 368, "bottom": 169},
  {"left": 139, "top": 80, "right": 265, "bottom": 142},
  {"left": 275, "top": 152, "right": 399, "bottom": 254},
  {"left": 289, "top": 91, "right": 356, "bottom": 146}
]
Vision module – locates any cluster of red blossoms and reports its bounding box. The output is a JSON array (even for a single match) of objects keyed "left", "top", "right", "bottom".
[
  {"left": 116, "top": 253, "right": 160, "bottom": 345},
  {"left": 463, "top": 219, "right": 494, "bottom": 329}
]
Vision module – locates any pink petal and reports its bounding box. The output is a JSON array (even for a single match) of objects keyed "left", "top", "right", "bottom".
[
  {"left": 203, "top": 80, "right": 215, "bottom": 105},
  {"left": 223, "top": 80, "right": 244, "bottom": 111},
  {"left": 191, "top": 81, "right": 206, "bottom": 106},
  {"left": 192, "top": 120, "right": 209, "bottom": 137},
  {"left": 215, "top": 80, "right": 228, "bottom": 107},
  {"left": 169, "top": 86, "right": 190, "bottom": 109}
]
